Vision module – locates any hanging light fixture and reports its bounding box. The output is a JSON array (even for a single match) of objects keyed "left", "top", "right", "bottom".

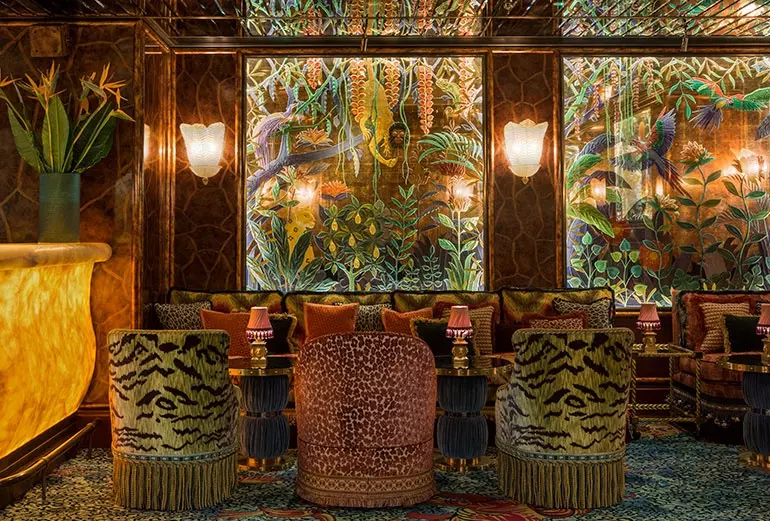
[
  {"left": 179, "top": 122, "right": 226, "bottom": 184},
  {"left": 503, "top": 119, "right": 548, "bottom": 184}
]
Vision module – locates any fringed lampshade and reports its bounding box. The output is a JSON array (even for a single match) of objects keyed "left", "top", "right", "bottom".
[
  {"left": 637, "top": 303, "right": 661, "bottom": 353},
  {"left": 446, "top": 306, "right": 473, "bottom": 339},
  {"left": 247, "top": 307, "right": 273, "bottom": 341},
  {"left": 636, "top": 303, "right": 661, "bottom": 331}
]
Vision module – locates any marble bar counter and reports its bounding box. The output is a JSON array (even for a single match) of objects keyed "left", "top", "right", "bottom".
[{"left": 0, "top": 243, "right": 111, "bottom": 459}]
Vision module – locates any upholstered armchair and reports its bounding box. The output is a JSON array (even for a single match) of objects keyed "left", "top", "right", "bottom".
[
  {"left": 295, "top": 332, "right": 436, "bottom": 507},
  {"left": 496, "top": 328, "right": 634, "bottom": 509},
  {"left": 107, "top": 330, "right": 240, "bottom": 510}
]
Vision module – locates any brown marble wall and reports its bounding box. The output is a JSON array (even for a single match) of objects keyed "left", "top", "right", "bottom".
[
  {"left": 173, "top": 52, "right": 240, "bottom": 290},
  {"left": 491, "top": 51, "right": 560, "bottom": 288},
  {"left": 0, "top": 23, "right": 139, "bottom": 404}
]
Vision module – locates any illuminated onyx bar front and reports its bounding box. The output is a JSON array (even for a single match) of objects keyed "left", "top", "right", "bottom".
[{"left": 0, "top": 243, "right": 111, "bottom": 459}]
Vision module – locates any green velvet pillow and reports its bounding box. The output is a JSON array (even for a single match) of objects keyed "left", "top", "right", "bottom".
[
  {"left": 724, "top": 314, "right": 762, "bottom": 353},
  {"left": 410, "top": 318, "right": 476, "bottom": 357}
]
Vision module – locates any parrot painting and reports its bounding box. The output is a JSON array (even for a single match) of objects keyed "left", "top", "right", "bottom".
[{"left": 687, "top": 77, "right": 770, "bottom": 132}]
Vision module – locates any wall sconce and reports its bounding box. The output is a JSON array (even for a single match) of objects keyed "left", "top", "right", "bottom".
[
  {"left": 503, "top": 119, "right": 548, "bottom": 184},
  {"left": 590, "top": 178, "right": 606, "bottom": 204},
  {"left": 295, "top": 183, "right": 316, "bottom": 205},
  {"left": 180, "top": 122, "right": 225, "bottom": 184}
]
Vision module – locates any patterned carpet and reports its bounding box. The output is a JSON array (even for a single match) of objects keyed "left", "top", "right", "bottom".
[{"left": 2, "top": 426, "right": 769, "bottom": 521}]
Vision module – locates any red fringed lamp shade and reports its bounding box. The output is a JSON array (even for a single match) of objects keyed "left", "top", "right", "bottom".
[
  {"left": 247, "top": 306, "right": 274, "bottom": 341},
  {"left": 758, "top": 304, "right": 770, "bottom": 336},
  {"left": 636, "top": 303, "right": 661, "bottom": 332},
  {"left": 446, "top": 306, "right": 474, "bottom": 339}
]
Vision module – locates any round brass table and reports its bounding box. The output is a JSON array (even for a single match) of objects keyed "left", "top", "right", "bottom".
[
  {"left": 229, "top": 356, "right": 295, "bottom": 471},
  {"left": 434, "top": 355, "right": 512, "bottom": 472},
  {"left": 717, "top": 354, "right": 770, "bottom": 472}
]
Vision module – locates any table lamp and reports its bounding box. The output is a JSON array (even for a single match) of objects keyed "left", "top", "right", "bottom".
[
  {"left": 637, "top": 303, "right": 661, "bottom": 353},
  {"left": 757, "top": 303, "right": 770, "bottom": 365},
  {"left": 446, "top": 305, "right": 473, "bottom": 365},
  {"left": 247, "top": 306, "right": 273, "bottom": 363}
]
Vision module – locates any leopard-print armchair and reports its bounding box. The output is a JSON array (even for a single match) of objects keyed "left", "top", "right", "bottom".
[
  {"left": 496, "top": 328, "right": 634, "bottom": 509},
  {"left": 295, "top": 332, "right": 436, "bottom": 507},
  {"left": 107, "top": 330, "right": 239, "bottom": 510}
]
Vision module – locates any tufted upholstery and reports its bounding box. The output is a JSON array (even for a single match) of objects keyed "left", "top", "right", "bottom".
[
  {"left": 496, "top": 328, "right": 633, "bottom": 509},
  {"left": 295, "top": 332, "right": 436, "bottom": 507},
  {"left": 107, "top": 330, "right": 240, "bottom": 510}
]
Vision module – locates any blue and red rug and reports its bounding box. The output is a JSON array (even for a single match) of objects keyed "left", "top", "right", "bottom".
[{"left": 2, "top": 426, "right": 769, "bottom": 520}]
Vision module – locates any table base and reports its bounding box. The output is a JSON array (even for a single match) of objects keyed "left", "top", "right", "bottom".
[
  {"left": 434, "top": 454, "right": 495, "bottom": 472},
  {"left": 739, "top": 451, "right": 770, "bottom": 472},
  {"left": 238, "top": 456, "right": 293, "bottom": 472}
]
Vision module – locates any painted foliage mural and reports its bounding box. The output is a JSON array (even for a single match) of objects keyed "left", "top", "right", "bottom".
[
  {"left": 245, "top": 56, "right": 485, "bottom": 292},
  {"left": 564, "top": 56, "right": 770, "bottom": 307}
]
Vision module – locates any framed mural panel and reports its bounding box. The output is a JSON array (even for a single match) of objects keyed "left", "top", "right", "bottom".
[
  {"left": 245, "top": 56, "right": 485, "bottom": 292},
  {"left": 564, "top": 56, "right": 770, "bottom": 307}
]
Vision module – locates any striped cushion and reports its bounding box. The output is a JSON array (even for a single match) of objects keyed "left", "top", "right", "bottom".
[
  {"left": 440, "top": 305, "right": 495, "bottom": 355},
  {"left": 699, "top": 302, "right": 750, "bottom": 353}
]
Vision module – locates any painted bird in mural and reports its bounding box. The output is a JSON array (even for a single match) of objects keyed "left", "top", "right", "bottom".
[
  {"left": 250, "top": 88, "right": 298, "bottom": 168},
  {"left": 687, "top": 77, "right": 770, "bottom": 132},
  {"left": 585, "top": 108, "right": 684, "bottom": 194}
]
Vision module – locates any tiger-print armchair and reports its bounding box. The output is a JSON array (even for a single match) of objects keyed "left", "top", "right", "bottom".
[
  {"left": 295, "top": 332, "right": 436, "bottom": 507},
  {"left": 495, "top": 328, "right": 634, "bottom": 509},
  {"left": 107, "top": 330, "right": 240, "bottom": 510}
]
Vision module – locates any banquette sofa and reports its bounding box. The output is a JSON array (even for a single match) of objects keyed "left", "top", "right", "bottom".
[{"left": 146, "top": 286, "right": 616, "bottom": 420}]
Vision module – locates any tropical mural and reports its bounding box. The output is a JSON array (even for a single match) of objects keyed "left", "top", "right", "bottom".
[
  {"left": 245, "top": 56, "right": 485, "bottom": 292},
  {"left": 245, "top": 1, "right": 488, "bottom": 36},
  {"left": 564, "top": 56, "right": 770, "bottom": 307}
]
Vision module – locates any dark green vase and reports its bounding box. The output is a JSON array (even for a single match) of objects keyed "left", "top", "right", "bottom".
[{"left": 38, "top": 173, "right": 80, "bottom": 243}]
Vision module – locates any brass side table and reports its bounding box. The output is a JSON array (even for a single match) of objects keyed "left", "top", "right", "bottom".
[
  {"left": 717, "top": 354, "right": 770, "bottom": 472},
  {"left": 229, "top": 356, "right": 295, "bottom": 471},
  {"left": 629, "top": 344, "right": 702, "bottom": 437},
  {"left": 434, "top": 355, "right": 512, "bottom": 472}
]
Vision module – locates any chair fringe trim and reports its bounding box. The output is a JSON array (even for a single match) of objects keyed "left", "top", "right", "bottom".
[
  {"left": 497, "top": 448, "right": 625, "bottom": 509},
  {"left": 112, "top": 449, "right": 238, "bottom": 511},
  {"left": 296, "top": 468, "right": 435, "bottom": 508}
]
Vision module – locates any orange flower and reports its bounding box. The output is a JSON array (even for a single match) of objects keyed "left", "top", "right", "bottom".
[
  {"left": 296, "top": 128, "right": 332, "bottom": 148},
  {"left": 320, "top": 180, "right": 350, "bottom": 200}
]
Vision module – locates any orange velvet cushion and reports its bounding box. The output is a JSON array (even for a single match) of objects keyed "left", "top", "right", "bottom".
[
  {"left": 200, "top": 309, "right": 250, "bottom": 357},
  {"left": 381, "top": 307, "right": 433, "bottom": 335},
  {"left": 304, "top": 302, "right": 359, "bottom": 342}
]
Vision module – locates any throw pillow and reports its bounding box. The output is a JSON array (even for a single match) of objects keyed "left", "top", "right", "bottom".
[
  {"left": 552, "top": 297, "right": 612, "bottom": 328},
  {"left": 410, "top": 318, "right": 477, "bottom": 357},
  {"left": 687, "top": 294, "right": 752, "bottom": 348},
  {"left": 699, "top": 302, "right": 751, "bottom": 352},
  {"left": 200, "top": 310, "right": 299, "bottom": 357},
  {"left": 521, "top": 311, "right": 587, "bottom": 329},
  {"left": 336, "top": 302, "right": 392, "bottom": 331},
  {"left": 304, "top": 303, "right": 359, "bottom": 342},
  {"left": 439, "top": 305, "right": 496, "bottom": 355},
  {"left": 723, "top": 314, "right": 762, "bottom": 353},
  {"left": 381, "top": 307, "right": 433, "bottom": 335},
  {"left": 200, "top": 309, "right": 249, "bottom": 357},
  {"left": 154, "top": 301, "right": 212, "bottom": 329}
]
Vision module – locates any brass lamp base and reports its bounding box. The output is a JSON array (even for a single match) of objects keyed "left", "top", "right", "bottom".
[
  {"left": 740, "top": 451, "right": 770, "bottom": 472},
  {"left": 239, "top": 456, "right": 292, "bottom": 472},
  {"left": 451, "top": 338, "right": 469, "bottom": 367},
  {"left": 434, "top": 454, "right": 495, "bottom": 472},
  {"left": 641, "top": 331, "right": 658, "bottom": 353},
  {"left": 250, "top": 339, "right": 268, "bottom": 363}
]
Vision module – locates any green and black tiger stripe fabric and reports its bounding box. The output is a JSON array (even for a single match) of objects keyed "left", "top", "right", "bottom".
[
  {"left": 107, "top": 330, "right": 239, "bottom": 510},
  {"left": 496, "top": 328, "right": 633, "bottom": 455},
  {"left": 495, "top": 328, "right": 633, "bottom": 509}
]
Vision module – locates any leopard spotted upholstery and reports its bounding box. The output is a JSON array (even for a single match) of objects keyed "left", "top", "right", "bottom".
[
  {"left": 496, "top": 328, "right": 633, "bottom": 509},
  {"left": 107, "top": 330, "right": 240, "bottom": 510},
  {"left": 295, "top": 332, "right": 436, "bottom": 507}
]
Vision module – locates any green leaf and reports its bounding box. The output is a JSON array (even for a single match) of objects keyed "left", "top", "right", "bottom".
[
  {"left": 725, "top": 223, "right": 743, "bottom": 238},
  {"left": 581, "top": 232, "right": 593, "bottom": 246},
  {"left": 272, "top": 180, "right": 281, "bottom": 199},
  {"left": 706, "top": 170, "right": 722, "bottom": 184},
  {"left": 642, "top": 239, "right": 658, "bottom": 251},
  {"left": 704, "top": 242, "right": 721, "bottom": 254},
  {"left": 747, "top": 190, "right": 766, "bottom": 199},
  {"left": 723, "top": 180, "right": 741, "bottom": 197},
  {"left": 567, "top": 276, "right": 583, "bottom": 288},
  {"left": 568, "top": 203, "right": 615, "bottom": 237},
  {"left": 7, "top": 108, "right": 41, "bottom": 171},
  {"left": 676, "top": 197, "right": 697, "bottom": 207},
  {"left": 683, "top": 177, "right": 702, "bottom": 186},
  {"left": 566, "top": 154, "right": 603, "bottom": 189},
  {"left": 633, "top": 284, "right": 648, "bottom": 297},
  {"left": 595, "top": 260, "right": 607, "bottom": 273},
  {"left": 41, "top": 96, "right": 70, "bottom": 172},
  {"left": 605, "top": 187, "right": 622, "bottom": 204},
  {"left": 610, "top": 251, "right": 623, "bottom": 262},
  {"left": 619, "top": 238, "right": 631, "bottom": 252},
  {"left": 438, "top": 237, "right": 457, "bottom": 254},
  {"left": 701, "top": 215, "right": 718, "bottom": 228},
  {"left": 631, "top": 265, "right": 642, "bottom": 278},
  {"left": 591, "top": 244, "right": 602, "bottom": 256},
  {"left": 701, "top": 199, "right": 721, "bottom": 208},
  {"left": 436, "top": 213, "right": 455, "bottom": 229},
  {"left": 629, "top": 251, "right": 640, "bottom": 263},
  {"left": 679, "top": 245, "right": 697, "bottom": 254},
  {"left": 607, "top": 266, "right": 621, "bottom": 279},
  {"left": 752, "top": 210, "right": 770, "bottom": 221},
  {"left": 676, "top": 220, "right": 696, "bottom": 230}
]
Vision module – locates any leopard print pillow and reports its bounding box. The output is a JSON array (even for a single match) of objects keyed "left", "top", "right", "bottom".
[
  {"left": 353, "top": 303, "right": 391, "bottom": 331},
  {"left": 552, "top": 297, "right": 612, "bottom": 328},
  {"left": 154, "top": 301, "right": 212, "bottom": 329}
]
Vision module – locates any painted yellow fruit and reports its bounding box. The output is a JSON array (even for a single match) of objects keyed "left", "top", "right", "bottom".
[
  {"left": 353, "top": 257, "right": 360, "bottom": 269},
  {"left": 373, "top": 246, "right": 380, "bottom": 259},
  {"left": 331, "top": 220, "right": 339, "bottom": 231},
  {"left": 329, "top": 241, "right": 337, "bottom": 253},
  {"left": 369, "top": 222, "right": 376, "bottom": 234},
  {"left": 354, "top": 212, "right": 362, "bottom": 224},
  {"left": 348, "top": 235, "right": 356, "bottom": 247}
]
